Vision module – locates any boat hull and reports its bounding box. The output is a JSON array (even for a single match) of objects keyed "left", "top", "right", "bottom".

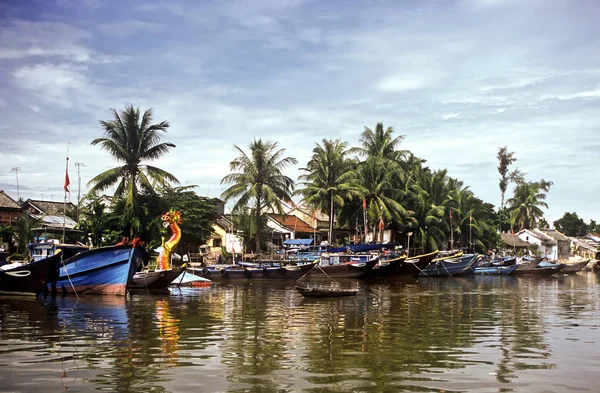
[
  {"left": 0, "top": 252, "right": 62, "bottom": 295},
  {"left": 370, "top": 255, "right": 407, "bottom": 276},
  {"left": 130, "top": 270, "right": 164, "bottom": 289},
  {"left": 514, "top": 264, "right": 563, "bottom": 276},
  {"left": 306, "top": 259, "right": 378, "bottom": 279},
  {"left": 419, "top": 254, "right": 479, "bottom": 277},
  {"left": 295, "top": 285, "right": 358, "bottom": 297},
  {"left": 50, "top": 245, "right": 142, "bottom": 296},
  {"left": 150, "top": 267, "right": 186, "bottom": 288},
  {"left": 474, "top": 264, "right": 518, "bottom": 275},
  {"left": 559, "top": 260, "right": 589, "bottom": 273},
  {"left": 193, "top": 262, "right": 317, "bottom": 282},
  {"left": 398, "top": 251, "right": 439, "bottom": 276}
]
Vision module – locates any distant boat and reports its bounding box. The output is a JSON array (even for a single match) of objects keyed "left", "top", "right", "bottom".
[
  {"left": 192, "top": 261, "right": 317, "bottom": 283},
  {"left": 514, "top": 260, "right": 563, "bottom": 276},
  {"left": 49, "top": 245, "right": 144, "bottom": 296},
  {"left": 558, "top": 258, "right": 590, "bottom": 274},
  {"left": 474, "top": 264, "right": 518, "bottom": 275},
  {"left": 370, "top": 254, "right": 407, "bottom": 276},
  {"left": 418, "top": 254, "right": 479, "bottom": 277},
  {"left": 305, "top": 257, "right": 379, "bottom": 279},
  {"left": 130, "top": 267, "right": 186, "bottom": 290}
]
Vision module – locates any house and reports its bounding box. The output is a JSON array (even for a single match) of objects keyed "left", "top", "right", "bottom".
[
  {"left": 0, "top": 190, "right": 22, "bottom": 227},
  {"left": 536, "top": 228, "right": 570, "bottom": 260},
  {"left": 22, "top": 199, "right": 80, "bottom": 242},
  {"left": 0, "top": 190, "right": 23, "bottom": 251},
  {"left": 516, "top": 228, "right": 570, "bottom": 260},
  {"left": 571, "top": 238, "right": 599, "bottom": 260},
  {"left": 500, "top": 232, "right": 530, "bottom": 252},
  {"left": 266, "top": 214, "right": 315, "bottom": 246},
  {"left": 287, "top": 204, "right": 329, "bottom": 244},
  {"left": 201, "top": 215, "right": 243, "bottom": 258}
]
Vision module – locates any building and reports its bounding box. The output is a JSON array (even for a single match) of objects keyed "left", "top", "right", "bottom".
[
  {"left": 0, "top": 190, "right": 22, "bottom": 251},
  {"left": 201, "top": 215, "right": 243, "bottom": 261},
  {"left": 516, "top": 228, "right": 570, "bottom": 260},
  {"left": 500, "top": 232, "right": 530, "bottom": 253},
  {"left": 571, "top": 238, "right": 599, "bottom": 260},
  {"left": 266, "top": 214, "right": 315, "bottom": 246},
  {"left": 22, "top": 199, "right": 80, "bottom": 242}
]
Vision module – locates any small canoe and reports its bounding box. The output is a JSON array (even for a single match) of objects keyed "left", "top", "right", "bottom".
[{"left": 295, "top": 285, "right": 358, "bottom": 297}]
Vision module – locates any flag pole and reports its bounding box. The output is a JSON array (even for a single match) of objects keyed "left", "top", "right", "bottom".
[{"left": 62, "top": 142, "right": 70, "bottom": 243}]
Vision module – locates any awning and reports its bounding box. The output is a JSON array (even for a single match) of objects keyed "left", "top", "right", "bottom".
[{"left": 283, "top": 238, "right": 314, "bottom": 246}]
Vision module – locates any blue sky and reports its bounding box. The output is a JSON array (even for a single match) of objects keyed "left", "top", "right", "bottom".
[{"left": 1, "top": 0, "right": 599, "bottom": 224}]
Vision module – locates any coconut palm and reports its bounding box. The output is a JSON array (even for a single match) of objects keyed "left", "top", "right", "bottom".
[
  {"left": 506, "top": 180, "right": 553, "bottom": 230},
  {"left": 88, "top": 105, "right": 179, "bottom": 234},
  {"left": 297, "top": 139, "right": 354, "bottom": 244},
  {"left": 221, "top": 139, "right": 297, "bottom": 253},
  {"left": 350, "top": 122, "right": 408, "bottom": 163}
]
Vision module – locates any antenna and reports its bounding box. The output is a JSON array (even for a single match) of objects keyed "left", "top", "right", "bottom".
[
  {"left": 75, "top": 162, "right": 86, "bottom": 221},
  {"left": 11, "top": 167, "right": 21, "bottom": 200}
]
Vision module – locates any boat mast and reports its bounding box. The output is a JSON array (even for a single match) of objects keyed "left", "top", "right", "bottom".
[{"left": 62, "top": 142, "right": 70, "bottom": 243}]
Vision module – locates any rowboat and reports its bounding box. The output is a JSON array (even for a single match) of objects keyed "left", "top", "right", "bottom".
[
  {"left": 418, "top": 254, "right": 479, "bottom": 277},
  {"left": 305, "top": 257, "right": 379, "bottom": 279},
  {"left": 370, "top": 254, "right": 407, "bottom": 276},
  {"left": 295, "top": 282, "right": 358, "bottom": 297},
  {"left": 515, "top": 261, "right": 563, "bottom": 276},
  {"left": 474, "top": 264, "right": 518, "bottom": 275},
  {"left": 129, "top": 270, "right": 165, "bottom": 289},
  {"left": 559, "top": 259, "right": 590, "bottom": 273}
]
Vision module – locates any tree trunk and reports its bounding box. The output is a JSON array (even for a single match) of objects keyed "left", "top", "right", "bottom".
[
  {"left": 329, "top": 191, "right": 334, "bottom": 245},
  {"left": 255, "top": 194, "right": 261, "bottom": 254}
]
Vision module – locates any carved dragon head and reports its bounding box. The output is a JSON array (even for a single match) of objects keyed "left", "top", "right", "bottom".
[{"left": 161, "top": 210, "right": 183, "bottom": 227}]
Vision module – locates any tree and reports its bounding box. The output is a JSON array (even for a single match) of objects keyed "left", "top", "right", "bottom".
[
  {"left": 507, "top": 179, "right": 553, "bottom": 231},
  {"left": 297, "top": 139, "right": 353, "bottom": 244},
  {"left": 12, "top": 215, "right": 40, "bottom": 258},
  {"left": 350, "top": 122, "right": 408, "bottom": 164},
  {"left": 88, "top": 105, "right": 179, "bottom": 236},
  {"left": 553, "top": 212, "right": 588, "bottom": 237},
  {"left": 221, "top": 139, "right": 297, "bottom": 253},
  {"left": 160, "top": 185, "right": 218, "bottom": 253},
  {"left": 497, "top": 146, "right": 516, "bottom": 209}
]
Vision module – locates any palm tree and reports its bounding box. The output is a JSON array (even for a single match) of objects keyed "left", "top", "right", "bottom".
[
  {"left": 506, "top": 180, "right": 553, "bottom": 231},
  {"left": 221, "top": 139, "right": 297, "bottom": 253},
  {"left": 297, "top": 139, "right": 354, "bottom": 244},
  {"left": 88, "top": 105, "right": 179, "bottom": 235},
  {"left": 350, "top": 122, "right": 408, "bottom": 163}
]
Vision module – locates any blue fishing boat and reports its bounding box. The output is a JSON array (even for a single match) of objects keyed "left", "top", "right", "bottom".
[
  {"left": 474, "top": 264, "right": 518, "bottom": 275},
  {"left": 49, "top": 245, "right": 144, "bottom": 295},
  {"left": 418, "top": 254, "right": 479, "bottom": 277}
]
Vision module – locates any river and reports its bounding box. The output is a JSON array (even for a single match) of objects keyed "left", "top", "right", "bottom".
[{"left": 1, "top": 273, "right": 599, "bottom": 392}]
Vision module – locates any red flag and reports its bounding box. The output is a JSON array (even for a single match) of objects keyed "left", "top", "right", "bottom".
[
  {"left": 362, "top": 198, "right": 367, "bottom": 210},
  {"left": 378, "top": 217, "right": 384, "bottom": 230},
  {"left": 312, "top": 211, "right": 316, "bottom": 222},
  {"left": 64, "top": 158, "right": 70, "bottom": 192},
  {"left": 449, "top": 210, "right": 452, "bottom": 219}
]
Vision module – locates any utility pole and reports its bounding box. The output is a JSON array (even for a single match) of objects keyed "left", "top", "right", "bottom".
[
  {"left": 75, "top": 162, "right": 86, "bottom": 221},
  {"left": 11, "top": 167, "right": 21, "bottom": 200}
]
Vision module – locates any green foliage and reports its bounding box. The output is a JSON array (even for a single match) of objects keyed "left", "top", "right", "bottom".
[
  {"left": 87, "top": 105, "right": 179, "bottom": 237},
  {"left": 160, "top": 185, "right": 218, "bottom": 253},
  {"left": 507, "top": 179, "right": 553, "bottom": 230},
  {"left": 497, "top": 146, "right": 516, "bottom": 208},
  {"left": 221, "top": 139, "right": 297, "bottom": 252},
  {"left": 12, "top": 215, "right": 41, "bottom": 258},
  {"left": 553, "top": 212, "right": 588, "bottom": 237}
]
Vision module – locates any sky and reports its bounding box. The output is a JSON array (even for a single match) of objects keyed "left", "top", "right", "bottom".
[{"left": 1, "top": 0, "right": 599, "bottom": 224}]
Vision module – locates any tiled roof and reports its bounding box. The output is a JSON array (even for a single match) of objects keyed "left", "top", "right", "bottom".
[
  {"left": 26, "top": 199, "right": 76, "bottom": 215},
  {"left": 31, "top": 214, "right": 77, "bottom": 229},
  {"left": 268, "top": 214, "right": 314, "bottom": 233},
  {"left": 536, "top": 228, "right": 570, "bottom": 242},
  {"left": 0, "top": 190, "right": 20, "bottom": 209},
  {"left": 500, "top": 232, "right": 530, "bottom": 247}
]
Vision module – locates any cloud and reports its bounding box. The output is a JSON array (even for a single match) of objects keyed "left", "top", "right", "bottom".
[{"left": 96, "top": 20, "right": 167, "bottom": 37}]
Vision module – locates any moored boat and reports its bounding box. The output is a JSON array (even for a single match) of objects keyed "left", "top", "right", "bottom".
[
  {"left": 559, "top": 259, "right": 590, "bottom": 274},
  {"left": 49, "top": 244, "right": 144, "bottom": 295},
  {"left": 514, "top": 260, "right": 563, "bottom": 276},
  {"left": 0, "top": 251, "right": 63, "bottom": 295},
  {"left": 398, "top": 250, "right": 440, "bottom": 276},
  {"left": 295, "top": 282, "right": 358, "bottom": 297},
  {"left": 305, "top": 257, "right": 379, "bottom": 279},
  {"left": 370, "top": 254, "right": 407, "bottom": 276},
  {"left": 418, "top": 254, "right": 479, "bottom": 277},
  {"left": 129, "top": 270, "right": 165, "bottom": 289},
  {"left": 192, "top": 261, "right": 317, "bottom": 283},
  {"left": 474, "top": 264, "right": 518, "bottom": 275}
]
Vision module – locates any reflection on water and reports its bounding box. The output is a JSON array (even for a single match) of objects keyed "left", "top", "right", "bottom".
[{"left": 1, "top": 273, "right": 599, "bottom": 392}]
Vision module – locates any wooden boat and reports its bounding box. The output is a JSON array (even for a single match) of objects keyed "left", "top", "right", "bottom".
[
  {"left": 48, "top": 245, "right": 144, "bottom": 296},
  {"left": 295, "top": 282, "right": 358, "bottom": 297},
  {"left": 305, "top": 257, "right": 379, "bottom": 278},
  {"left": 514, "top": 261, "right": 563, "bottom": 276},
  {"left": 191, "top": 261, "right": 317, "bottom": 283},
  {"left": 370, "top": 254, "right": 407, "bottom": 276},
  {"left": 474, "top": 264, "right": 518, "bottom": 275},
  {"left": 559, "top": 259, "right": 590, "bottom": 273},
  {"left": 149, "top": 267, "right": 186, "bottom": 288},
  {"left": 171, "top": 271, "right": 211, "bottom": 286},
  {"left": 418, "top": 254, "right": 479, "bottom": 277},
  {"left": 0, "top": 251, "right": 63, "bottom": 295},
  {"left": 129, "top": 270, "right": 165, "bottom": 289},
  {"left": 397, "top": 251, "right": 440, "bottom": 276}
]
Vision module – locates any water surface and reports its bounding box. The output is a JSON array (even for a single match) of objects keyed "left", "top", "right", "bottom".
[{"left": 1, "top": 273, "right": 599, "bottom": 392}]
